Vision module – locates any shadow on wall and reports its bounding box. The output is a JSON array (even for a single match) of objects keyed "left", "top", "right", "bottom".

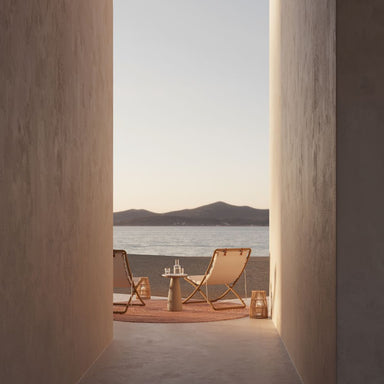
[{"left": 271, "top": 264, "right": 277, "bottom": 318}]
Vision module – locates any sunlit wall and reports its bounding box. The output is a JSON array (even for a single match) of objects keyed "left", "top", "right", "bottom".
[
  {"left": 0, "top": 1, "right": 113, "bottom": 382},
  {"left": 270, "top": 1, "right": 336, "bottom": 383}
]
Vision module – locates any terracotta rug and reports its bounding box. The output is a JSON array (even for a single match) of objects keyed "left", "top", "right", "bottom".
[{"left": 113, "top": 300, "right": 249, "bottom": 323}]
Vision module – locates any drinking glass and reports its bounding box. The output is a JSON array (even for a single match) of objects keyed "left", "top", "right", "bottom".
[{"left": 164, "top": 267, "right": 170, "bottom": 275}]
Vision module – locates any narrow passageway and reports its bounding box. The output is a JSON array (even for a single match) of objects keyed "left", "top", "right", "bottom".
[{"left": 79, "top": 318, "right": 301, "bottom": 384}]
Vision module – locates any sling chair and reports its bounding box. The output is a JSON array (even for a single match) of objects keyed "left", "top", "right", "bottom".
[
  {"left": 113, "top": 249, "right": 145, "bottom": 314},
  {"left": 183, "top": 248, "right": 251, "bottom": 310}
]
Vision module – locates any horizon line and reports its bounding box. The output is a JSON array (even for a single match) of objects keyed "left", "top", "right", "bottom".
[{"left": 113, "top": 201, "right": 270, "bottom": 214}]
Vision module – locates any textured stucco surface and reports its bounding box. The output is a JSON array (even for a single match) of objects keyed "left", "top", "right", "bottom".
[
  {"left": 0, "top": 1, "right": 113, "bottom": 383},
  {"left": 270, "top": 1, "right": 336, "bottom": 383},
  {"left": 336, "top": 1, "right": 384, "bottom": 382}
]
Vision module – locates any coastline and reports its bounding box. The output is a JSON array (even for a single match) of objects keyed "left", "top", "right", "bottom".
[{"left": 120, "top": 254, "right": 270, "bottom": 298}]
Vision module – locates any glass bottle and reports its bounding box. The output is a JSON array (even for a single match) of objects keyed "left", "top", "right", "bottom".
[{"left": 173, "top": 259, "right": 181, "bottom": 274}]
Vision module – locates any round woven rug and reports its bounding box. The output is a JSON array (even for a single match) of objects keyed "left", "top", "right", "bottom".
[{"left": 113, "top": 300, "right": 249, "bottom": 323}]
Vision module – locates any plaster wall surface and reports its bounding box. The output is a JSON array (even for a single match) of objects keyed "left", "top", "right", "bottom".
[
  {"left": 270, "top": 1, "right": 336, "bottom": 383},
  {"left": 336, "top": 1, "right": 384, "bottom": 382},
  {"left": 0, "top": 1, "right": 113, "bottom": 383}
]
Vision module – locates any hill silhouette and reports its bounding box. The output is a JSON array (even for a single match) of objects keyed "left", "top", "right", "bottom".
[{"left": 113, "top": 201, "right": 269, "bottom": 226}]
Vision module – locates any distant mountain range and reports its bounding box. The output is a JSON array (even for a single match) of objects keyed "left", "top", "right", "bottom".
[{"left": 113, "top": 201, "right": 269, "bottom": 226}]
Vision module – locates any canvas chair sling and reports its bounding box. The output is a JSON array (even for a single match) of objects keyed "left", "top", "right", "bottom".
[
  {"left": 183, "top": 248, "right": 251, "bottom": 310},
  {"left": 113, "top": 249, "right": 145, "bottom": 314}
]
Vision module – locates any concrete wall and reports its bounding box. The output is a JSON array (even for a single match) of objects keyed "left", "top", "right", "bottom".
[
  {"left": 270, "top": 1, "right": 336, "bottom": 383},
  {"left": 336, "top": 1, "right": 384, "bottom": 382},
  {"left": 0, "top": 1, "right": 113, "bottom": 383}
]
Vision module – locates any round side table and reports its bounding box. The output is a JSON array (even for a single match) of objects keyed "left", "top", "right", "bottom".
[{"left": 162, "top": 273, "right": 187, "bottom": 311}]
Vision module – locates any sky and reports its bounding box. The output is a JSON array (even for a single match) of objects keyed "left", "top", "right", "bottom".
[{"left": 113, "top": 0, "right": 269, "bottom": 213}]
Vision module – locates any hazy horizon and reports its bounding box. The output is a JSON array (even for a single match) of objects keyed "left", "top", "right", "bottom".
[
  {"left": 114, "top": 0, "right": 269, "bottom": 212},
  {"left": 114, "top": 200, "right": 269, "bottom": 214}
]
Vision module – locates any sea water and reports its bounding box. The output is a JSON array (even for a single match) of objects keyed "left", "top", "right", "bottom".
[{"left": 113, "top": 226, "right": 269, "bottom": 257}]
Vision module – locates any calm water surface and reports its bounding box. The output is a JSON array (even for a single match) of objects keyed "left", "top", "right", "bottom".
[{"left": 113, "top": 226, "right": 269, "bottom": 257}]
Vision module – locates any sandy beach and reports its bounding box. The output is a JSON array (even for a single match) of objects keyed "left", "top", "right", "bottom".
[{"left": 120, "top": 254, "right": 270, "bottom": 298}]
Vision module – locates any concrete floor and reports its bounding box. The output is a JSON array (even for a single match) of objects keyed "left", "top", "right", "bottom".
[{"left": 79, "top": 317, "right": 302, "bottom": 384}]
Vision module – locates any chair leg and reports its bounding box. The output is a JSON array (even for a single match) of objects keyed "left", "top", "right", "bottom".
[
  {"left": 132, "top": 283, "right": 146, "bottom": 306},
  {"left": 209, "top": 286, "right": 232, "bottom": 302},
  {"left": 183, "top": 280, "right": 247, "bottom": 311},
  {"left": 113, "top": 302, "right": 129, "bottom": 314},
  {"left": 183, "top": 284, "right": 216, "bottom": 310},
  {"left": 113, "top": 284, "right": 145, "bottom": 314},
  {"left": 226, "top": 284, "right": 246, "bottom": 306},
  {"left": 182, "top": 279, "right": 208, "bottom": 304},
  {"left": 209, "top": 284, "right": 246, "bottom": 310}
]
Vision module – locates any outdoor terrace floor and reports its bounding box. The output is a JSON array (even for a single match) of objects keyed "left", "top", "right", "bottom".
[{"left": 79, "top": 298, "right": 302, "bottom": 384}]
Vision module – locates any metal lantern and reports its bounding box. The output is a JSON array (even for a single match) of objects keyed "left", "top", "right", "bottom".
[{"left": 250, "top": 290, "right": 268, "bottom": 319}]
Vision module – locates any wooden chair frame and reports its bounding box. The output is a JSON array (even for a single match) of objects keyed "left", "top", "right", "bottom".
[
  {"left": 183, "top": 248, "right": 251, "bottom": 311},
  {"left": 113, "top": 249, "right": 145, "bottom": 314}
]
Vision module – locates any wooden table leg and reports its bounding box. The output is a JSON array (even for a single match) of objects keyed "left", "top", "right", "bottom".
[{"left": 168, "top": 277, "right": 182, "bottom": 311}]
